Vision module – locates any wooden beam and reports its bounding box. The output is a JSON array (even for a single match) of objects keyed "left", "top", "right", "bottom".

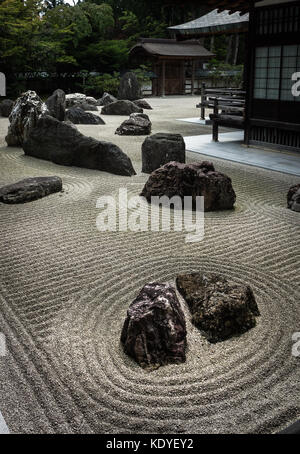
[{"left": 191, "top": 60, "right": 195, "bottom": 96}]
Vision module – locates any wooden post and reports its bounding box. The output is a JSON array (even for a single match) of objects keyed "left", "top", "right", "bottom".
[
  {"left": 201, "top": 82, "right": 206, "bottom": 120},
  {"left": 191, "top": 60, "right": 195, "bottom": 96},
  {"left": 212, "top": 98, "right": 219, "bottom": 142},
  {"left": 181, "top": 61, "right": 185, "bottom": 95},
  {"left": 161, "top": 60, "right": 166, "bottom": 97}
]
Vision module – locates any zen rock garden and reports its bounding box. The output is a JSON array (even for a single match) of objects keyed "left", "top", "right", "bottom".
[{"left": 1, "top": 81, "right": 297, "bottom": 373}]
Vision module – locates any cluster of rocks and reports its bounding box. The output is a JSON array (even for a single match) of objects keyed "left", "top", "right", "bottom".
[
  {"left": 65, "top": 93, "right": 98, "bottom": 108},
  {"left": 121, "top": 273, "right": 260, "bottom": 369},
  {"left": 0, "top": 176, "right": 62, "bottom": 204},
  {"left": 4, "top": 89, "right": 136, "bottom": 177},
  {"left": 115, "top": 113, "right": 151, "bottom": 136},
  {"left": 141, "top": 160, "right": 236, "bottom": 212},
  {"left": 287, "top": 183, "right": 300, "bottom": 212}
]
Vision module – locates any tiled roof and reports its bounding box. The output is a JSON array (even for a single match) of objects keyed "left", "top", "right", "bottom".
[
  {"left": 130, "top": 39, "right": 214, "bottom": 58},
  {"left": 168, "top": 9, "right": 249, "bottom": 36}
]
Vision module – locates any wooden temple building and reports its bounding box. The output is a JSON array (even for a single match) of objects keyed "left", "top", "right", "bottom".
[
  {"left": 180, "top": 0, "right": 300, "bottom": 152},
  {"left": 129, "top": 38, "right": 214, "bottom": 96}
]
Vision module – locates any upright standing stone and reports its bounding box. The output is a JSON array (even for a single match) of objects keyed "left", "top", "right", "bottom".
[
  {"left": 118, "top": 72, "right": 142, "bottom": 101},
  {"left": 121, "top": 282, "right": 187, "bottom": 369},
  {"left": 46, "top": 89, "right": 66, "bottom": 121},
  {"left": 5, "top": 90, "right": 48, "bottom": 146},
  {"left": 142, "top": 133, "right": 186, "bottom": 174}
]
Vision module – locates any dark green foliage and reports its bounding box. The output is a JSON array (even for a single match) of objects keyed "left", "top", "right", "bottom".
[{"left": 0, "top": 0, "right": 244, "bottom": 96}]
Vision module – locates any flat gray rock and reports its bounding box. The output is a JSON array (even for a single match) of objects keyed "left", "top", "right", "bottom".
[{"left": 0, "top": 176, "right": 62, "bottom": 204}]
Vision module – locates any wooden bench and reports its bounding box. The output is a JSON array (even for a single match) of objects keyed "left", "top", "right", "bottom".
[
  {"left": 196, "top": 83, "right": 245, "bottom": 121},
  {"left": 209, "top": 98, "right": 245, "bottom": 142}
]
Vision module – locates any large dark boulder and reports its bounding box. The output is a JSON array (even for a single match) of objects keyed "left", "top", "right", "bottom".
[
  {"left": 23, "top": 115, "right": 136, "bottom": 176},
  {"left": 176, "top": 272, "right": 260, "bottom": 343},
  {"left": 142, "top": 133, "right": 185, "bottom": 174},
  {"left": 133, "top": 99, "right": 152, "bottom": 110},
  {"left": 97, "top": 92, "right": 117, "bottom": 106},
  {"left": 118, "top": 72, "right": 142, "bottom": 101},
  {"left": 141, "top": 161, "right": 236, "bottom": 211},
  {"left": 121, "top": 282, "right": 187, "bottom": 369},
  {"left": 45, "top": 89, "right": 66, "bottom": 121},
  {"left": 115, "top": 113, "right": 151, "bottom": 136},
  {"left": 0, "top": 99, "right": 14, "bottom": 117},
  {"left": 5, "top": 90, "right": 48, "bottom": 146},
  {"left": 66, "top": 106, "right": 105, "bottom": 125},
  {"left": 101, "top": 100, "right": 143, "bottom": 116},
  {"left": 287, "top": 183, "right": 300, "bottom": 212},
  {"left": 0, "top": 176, "right": 62, "bottom": 204}
]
